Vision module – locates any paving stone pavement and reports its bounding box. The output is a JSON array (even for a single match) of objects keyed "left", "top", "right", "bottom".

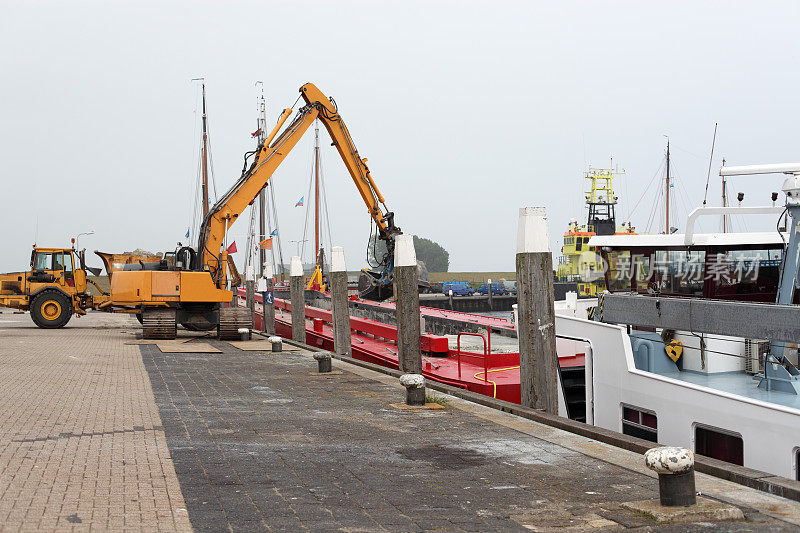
[
  {"left": 2, "top": 312, "right": 797, "bottom": 532},
  {"left": 0, "top": 313, "right": 190, "bottom": 531},
  {"left": 140, "top": 336, "right": 797, "bottom": 532}
]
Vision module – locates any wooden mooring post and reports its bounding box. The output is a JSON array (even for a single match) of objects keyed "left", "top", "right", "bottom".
[
  {"left": 515, "top": 207, "right": 558, "bottom": 414},
  {"left": 245, "top": 265, "right": 255, "bottom": 325},
  {"left": 329, "top": 246, "right": 351, "bottom": 357},
  {"left": 395, "top": 235, "right": 422, "bottom": 375},
  {"left": 260, "top": 261, "right": 275, "bottom": 335},
  {"left": 290, "top": 256, "right": 305, "bottom": 343}
]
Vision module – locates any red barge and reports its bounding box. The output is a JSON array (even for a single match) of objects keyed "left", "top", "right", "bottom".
[{"left": 240, "top": 289, "right": 587, "bottom": 418}]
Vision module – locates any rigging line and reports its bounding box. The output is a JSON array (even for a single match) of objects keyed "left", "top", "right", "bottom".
[
  {"left": 645, "top": 175, "right": 664, "bottom": 233},
  {"left": 204, "top": 114, "right": 219, "bottom": 199},
  {"left": 299, "top": 148, "right": 315, "bottom": 263},
  {"left": 702, "top": 123, "right": 718, "bottom": 206},
  {"left": 318, "top": 154, "right": 334, "bottom": 258},
  {"left": 628, "top": 159, "right": 665, "bottom": 219},
  {"left": 669, "top": 144, "right": 706, "bottom": 160},
  {"left": 188, "top": 85, "right": 203, "bottom": 242},
  {"left": 269, "top": 178, "right": 285, "bottom": 277}
]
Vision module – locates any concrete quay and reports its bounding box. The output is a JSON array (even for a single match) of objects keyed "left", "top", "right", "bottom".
[{"left": 2, "top": 313, "right": 800, "bottom": 531}]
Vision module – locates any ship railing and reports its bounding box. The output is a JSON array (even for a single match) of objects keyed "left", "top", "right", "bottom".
[{"left": 455, "top": 330, "right": 492, "bottom": 383}]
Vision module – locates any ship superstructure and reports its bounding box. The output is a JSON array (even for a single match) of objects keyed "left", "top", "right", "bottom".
[{"left": 557, "top": 166, "right": 635, "bottom": 296}]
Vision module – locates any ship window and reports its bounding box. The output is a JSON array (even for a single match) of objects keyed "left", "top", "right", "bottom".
[
  {"left": 695, "top": 424, "right": 743, "bottom": 466},
  {"left": 607, "top": 251, "right": 633, "bottom": 292},
  {"left": 576, "top": 239, "right": 583, "bottom": 251},
  {"left": 707, "top": 249, "right": 782, "bottom": 301},
  {"left": 621, "top": 405, "right": 657, "bottom": 442},
  {"left": 652, "top": 250, "right": 705, "bottom": 296}
]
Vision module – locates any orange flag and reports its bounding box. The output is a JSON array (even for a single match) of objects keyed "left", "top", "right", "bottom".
[{"left": 259, "top": 238, "right": 273, "bottom": 249}]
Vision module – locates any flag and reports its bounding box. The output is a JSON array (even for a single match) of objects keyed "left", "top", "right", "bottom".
[
  {"left": 295, "top": 196, "right": 304, "bottom": 207},
  {"left": 259, "top": 238, "right": 273, "bottom": 249},
  {"left": 185, "top": 227, "right": 190, "bottom": 239},
  {"left": 226, "top": 241, "right": 237, "bottom": 254},
  {"left": 270, "top": 229, "right": 278, "bottom": 237},
  {"left": 251, "top": 128, "right": 262, "bottom": 138}
]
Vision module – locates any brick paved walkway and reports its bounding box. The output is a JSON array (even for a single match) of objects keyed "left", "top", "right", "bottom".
[{"left": 0, "top": 313, "right": 190, "bottom": 531}]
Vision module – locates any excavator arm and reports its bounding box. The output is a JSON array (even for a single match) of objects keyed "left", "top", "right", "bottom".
[{"left": 198, "top": 83, "right": 401, "bottom": 288}]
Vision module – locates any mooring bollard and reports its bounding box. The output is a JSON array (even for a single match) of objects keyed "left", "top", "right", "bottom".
[
  {"left": 289, "top": 256, "right": 305, "bottom": 343},
  {"left": 400, "top": 374, "right": 426, "bottom": 406},
  {"left": 644, "top": 446, "right": 696, "bottom": 507},
  {"left": 329, "top": 246, "right": 352, "bottom": 357},
  {"left": 313, "top": 351, "right": 333, "bottom": 373},
  {"left": 516, "top": 207, "right": 558, "bottom": 414},
  {"left": 238, "top": 328, "right": 250, "bottom": 342},
  {"left": 268, "top": 336, "right": 282, "bottom": 352}
]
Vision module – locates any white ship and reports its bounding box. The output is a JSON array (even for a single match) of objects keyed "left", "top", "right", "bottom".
[{"left": 553, "top": 162, "right": 800, "bottom": 480}]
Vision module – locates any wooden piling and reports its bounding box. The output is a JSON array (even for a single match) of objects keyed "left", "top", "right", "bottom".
[
  {"left": 515, "top": 207, "right": 558, "bottom": 414},
  {"left": 261, "top": 261, "right": 276, "bottom": 335},
  {"left": 329, "top": 246, "right": 352, "bottom": 357},
  {"left": 394, "top": 235, "right": 422, "bottom": 375},
  {"left": 245, "top": 265, "right": 255, "bottom": 325},
  {"left": 290, "top": 256, "right": 305, "bottom": 343}
]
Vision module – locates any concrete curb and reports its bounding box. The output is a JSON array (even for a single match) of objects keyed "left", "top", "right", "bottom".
[{"left": 269, "top": 334, "right": 800, "bottom": 504}]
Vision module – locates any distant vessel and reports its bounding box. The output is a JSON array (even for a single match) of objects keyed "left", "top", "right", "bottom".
[{"left": 556, "top": 166, "right": 635, "bottom": 296}]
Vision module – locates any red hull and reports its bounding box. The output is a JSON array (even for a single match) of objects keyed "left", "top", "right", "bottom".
[{"left": 243, "top": 290, "right": 583, "bottom": 405}]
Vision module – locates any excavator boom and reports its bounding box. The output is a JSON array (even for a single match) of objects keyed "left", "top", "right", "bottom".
[{"left": 198, "top": 83, "right": 400, "bottom": 288}]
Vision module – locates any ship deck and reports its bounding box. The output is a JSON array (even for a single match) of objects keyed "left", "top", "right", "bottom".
[{"left": 654, "top": 369, "right": 800, "bottom": 412}]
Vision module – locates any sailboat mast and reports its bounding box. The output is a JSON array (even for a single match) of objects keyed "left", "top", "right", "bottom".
[
  {"left": 665, "top": 139, "right": 670, "bottom": 234},
  {"left": 257, "top": 87, "right": 267, "bottom": 276},
  {"left": 201, "top": 82, "right": 209, "bottom": 218},
  {"left": 314, "top": 121, "right": 320, "bottom": 262}
]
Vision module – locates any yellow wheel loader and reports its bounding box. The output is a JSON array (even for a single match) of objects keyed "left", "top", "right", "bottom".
[{"left": 0, "top": 245, "right": 109, "bottom": 328}]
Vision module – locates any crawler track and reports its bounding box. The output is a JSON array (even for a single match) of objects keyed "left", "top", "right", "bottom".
[
  {"left": 142, "top": 308, "right": 177, "bottom": 339},
  {"left": 217, "top": 307, "right": 253, "bottom": 340}
]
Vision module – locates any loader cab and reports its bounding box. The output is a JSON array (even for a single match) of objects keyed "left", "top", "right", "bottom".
[{"left": 30, "top": 248, "right": 86, "bottom": 294}]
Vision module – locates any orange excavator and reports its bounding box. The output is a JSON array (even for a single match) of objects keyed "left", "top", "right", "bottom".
[{"left": 109, "top": 83, "right": 402, "bottom": 339}]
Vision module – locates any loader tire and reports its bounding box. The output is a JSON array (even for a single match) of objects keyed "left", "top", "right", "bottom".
[
  {"left": 30, "top": 290, "right": 73, "bottom": 329},
  {"left": 142, "top": 308, "right": 177, "bottom": 340}
]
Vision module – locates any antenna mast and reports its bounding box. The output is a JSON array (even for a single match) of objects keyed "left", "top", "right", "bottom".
[
  {"left": 665, "top": 138, "right": 670, "bottom": 234},
  {"left": 721, "top": 158, "right": 728, "bottom": 233}
]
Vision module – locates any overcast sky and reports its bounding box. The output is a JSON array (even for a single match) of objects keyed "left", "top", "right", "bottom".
[{"left": 1, "top": 1, "right": 799, "bottom": 274}]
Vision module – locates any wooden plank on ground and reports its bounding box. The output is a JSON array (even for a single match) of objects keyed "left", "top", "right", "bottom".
[
  {"left": 228, "top": 340, "right": 275, "bottom": 351},
  {"left": 125, "top": 340, "right": 190, "bottom": 345},
  {"left": 156, "top": 342, "right": 221, "bottom": 353}
]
